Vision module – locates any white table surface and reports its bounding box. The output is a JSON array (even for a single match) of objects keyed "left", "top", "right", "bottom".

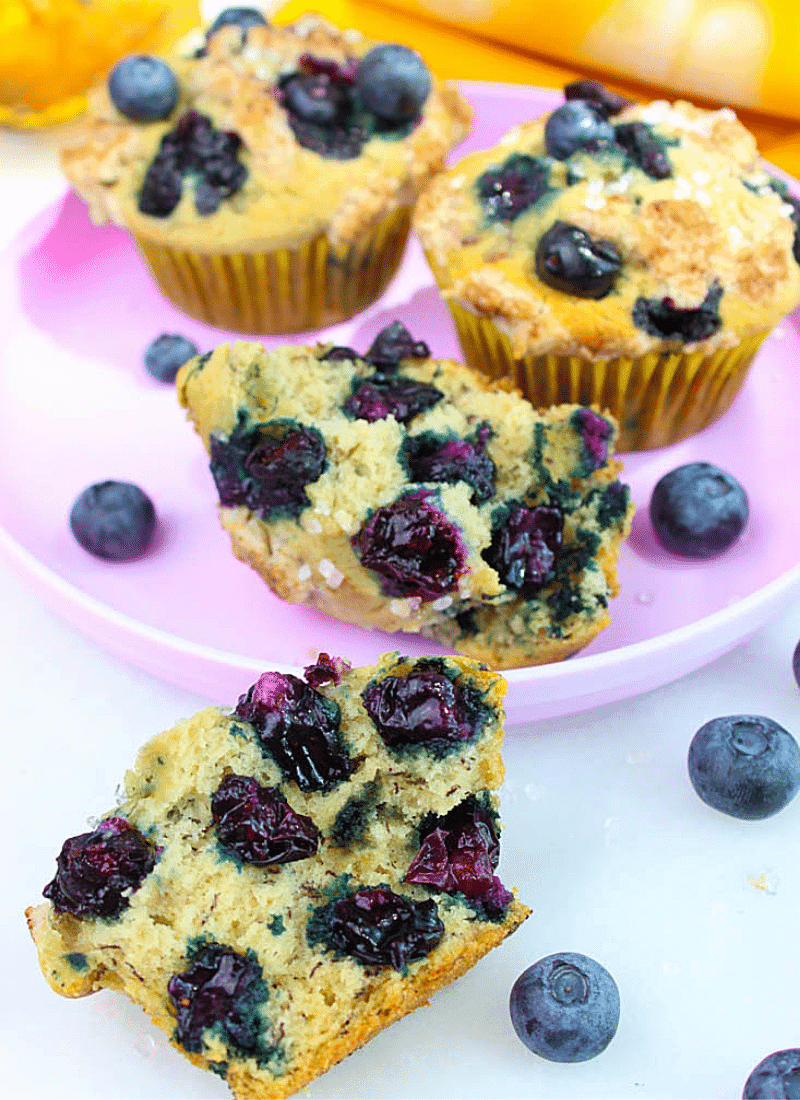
[{"left": 4, "top": 73, "right": 800, "bottom": 1100}]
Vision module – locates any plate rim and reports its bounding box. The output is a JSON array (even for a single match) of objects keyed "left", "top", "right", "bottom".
[{"left": 2, "top": 82, "right": 800, "bottom": 720}]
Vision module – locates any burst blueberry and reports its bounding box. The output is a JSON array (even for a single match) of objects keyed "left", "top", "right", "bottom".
[
  {"left": 356, "top": 44, "right": 431, "bottom": 123},
  {"left": 687, "top": 715, "right": 800, "bottom": 820},
  {"left": 483, "top": 502, "right": 563, "bottom": 597},
  {"left": 43, "top": 817, "right": 155, "bottom": 919},
  {"left": 108, "top": 55, "right": 179, "bottom": 123},
  {"left": 402, "top": 424, "right": 496, "bottom": 504},
  {"left": 362, "top": 662, "right": 487, "bottom": 754},
  {"left": 509, "top": 952, "right": 620, "bottom": 1062},
  {"left": 69, "top": 480, "right": 156, "bottom": 562},
  {"left": 404, "top": 796, "right": 512, "bottom": 918},
  {"left": 615, "top": 121, "right": 672, "bottom": 179},
  {"left": 476, "top": 154, "right": 551, "bottom": 222},
  {"left": 345, "top": 375, "right": 443, "bottom": 424},
  {"left": 168, "top": 942, "right": 270, "bottom": 1057},
  {"left": 649, "top": 462, "right": 748, "bottom": 558},
  {"left": 307, "top": 885, "right": 444, "bottom": 970},
  {"left": 544, "top": 100, "right": 615, "bottom": 160},
  {"left": 743, "top": 1049, "right": 800, "bottom": 1098},
  {"left": 209, "top": 419, "right": 326, "bottom": 519},
  {"left": 536, "top": 221, "right": 622, "bottom": 299},
  {"left": 138, "top": 111, "right": 247, "bottom": 217},
  {"left": 365, "top": 321, "right": 429, "bottom": 368},
  {"left": 352, "top": 489, "right": 468, "bottom": 600},
  {"left": 235, "top": 671, "right": 350, "bottom": 792},
  {"left": 563, "top": 79, "right": 631, "bottom": 115},
  {"left": 633, "top": 281, "right": 723, "bottom": 341},
  {"left": 144, "top": 333, "right": 199, "bottom": 383},
  {"left": 212, "top": 774, "right": 320, "bottom": 865}
]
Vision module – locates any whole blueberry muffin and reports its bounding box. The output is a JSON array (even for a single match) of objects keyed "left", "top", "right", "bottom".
[
  {"left": 26, "top": 652, "right": 529, "bottom": 1099},
  {"left": 59, "top": 7, "right": 472, "bottom": 334},
  {"left": 414, "top": 80, "right": 800, "bottom": 450},
  {"left": 176, "top": 322, "right": 634, "bottom": 669}
]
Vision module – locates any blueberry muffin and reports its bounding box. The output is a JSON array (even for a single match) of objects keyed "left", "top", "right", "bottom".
[
  {"left": 176, "top": 322, "right": 635, "bottom": 669},
  {"left": 26, "top": 652, "right": 529, "bottom": 1099},
  {"left": 59, "top": 7, "right": 473, "bottom": 334},
  {"left": 414, "top": 80, "right": 800, "bottom": 450}
]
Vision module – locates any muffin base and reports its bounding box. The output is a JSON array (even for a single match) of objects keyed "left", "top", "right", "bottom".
[
  {"left": 132, "top": 206, "right": 412, "bottom": 335},
  {"left": 448, "top": 301, "right": 769, "bottom": 451}
]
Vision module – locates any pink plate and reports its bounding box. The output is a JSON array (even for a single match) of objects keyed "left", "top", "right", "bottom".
[{"left": 1, "top": 81, "right": 799, "bottom": 725}]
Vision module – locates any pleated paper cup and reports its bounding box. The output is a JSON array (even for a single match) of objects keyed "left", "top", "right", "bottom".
[
  {"left": 131, "top": 205, "right": 412, "bottom": 335},
  {"left": 447, "top": 300, "right": 769, "bottom": 452}
]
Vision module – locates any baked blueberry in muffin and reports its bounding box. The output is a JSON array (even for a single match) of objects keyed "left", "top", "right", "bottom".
[
  {"left": 27, "top": 653, "right": 529, "bottom": 1099},
  {"left": 177, "top": 323, "right": 634, "bottom": 669}
]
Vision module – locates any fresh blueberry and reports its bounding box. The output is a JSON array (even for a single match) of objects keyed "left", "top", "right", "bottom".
[
  {"left": 687, "top": 715, "right": 800, "bottom": 820},
  {"left": 69, "top": 481, "right": 156, "bottom": 561},
  {"left": 649, "top": 462, "right": 748, "bottom": 558},
  {"left": 536, "top": 221, "right": 622, "bottom": 298},
  {"left": 206, "top": 6, "right": 268, "bottom": 38},
  {"left": 563, "top": 79, "right": 632, "bottom": 116},
  {"left": 743, "top": 1049, "right": 800, "bottom": 1098},
  {"left": 793, "top": 639, "right": 800, "bottom": 690},
  {"left": 356, "top": 43, "right": 431, "bottom": 123},
  {"left": 108, "top": 55, "right": 179, "bottom": 123},
  {"left": 510, "top": 952, "right": 620, "bottom": 1062},
  {"left": 544, "top": 100, "right": 615, "bottom": 160},
  {"left": 143, "top": 333, "right": 199, "bottom": 383}
]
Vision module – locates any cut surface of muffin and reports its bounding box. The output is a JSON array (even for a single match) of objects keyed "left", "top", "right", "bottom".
[
  {"left": 27, "top": 653, "right": 529, "bottom": 1100},
  {"left": 176, "top": 323, "right": 635, "bottom": 669}
]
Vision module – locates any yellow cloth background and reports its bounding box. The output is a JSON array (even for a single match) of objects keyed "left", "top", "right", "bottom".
[{"left": 274, "top": 0, "right": 800, "bottom": 177}]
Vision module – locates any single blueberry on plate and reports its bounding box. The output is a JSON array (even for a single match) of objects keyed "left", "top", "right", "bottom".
[
  {"left": 649, "top": 462, "right": 748, "bottom": 558},
  {"left": 687, "top": 715, "right": 800, "bottom": 820},
  {"left": 743, "top": 1049, "right": 800, "bottom": 1098},
  {"left": 69, "top": 481, "right": 157, "bottom": 562},
  {"left": 108, "top": 55, "right": 179, "bottom": 123},
  {"left": 144, "top": 333, "right": 199, "bottom": 383},
  {"left": 356, "top": 44, "right": 431, "bottom": 123},
  {"left": 544, "top": 100, "right": 615, "bottom": 160},
  {"left": 536, "top": 221, "right": 622, "bottom": 299},
  {"left": 509, "top": 952, "right": 620, "bottom": 1062}
]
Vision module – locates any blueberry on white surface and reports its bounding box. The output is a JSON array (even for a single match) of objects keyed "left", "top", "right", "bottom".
[
  {"left": 108, "top": 55, "right": 179, "bottom": 123},
  {"left": 356, "top": 44, "right": 431, "bottom": 123},
  {"left": 688, "top": 715, "right": 800, "bottom": 820},
  {"left": 649, "top": 462, "right": 748, "bottom": 558},
  {"left": 69, "top": 481, "right": 157, "bottom": 562},
  {"left": 144, "top": 333, "right": 199, "bottom": 383},
  {"left": 743, "top": 1048, "right": 800, "bottom": 1098},
  {"left": 544, "top": 100, "right": 615, "bottom": 160},
  {"left": 509, "top": 952, "right": 620, "bottom": 1062},
  {"left": 793, "top": 638, "right": 800, "bottom": 691}
]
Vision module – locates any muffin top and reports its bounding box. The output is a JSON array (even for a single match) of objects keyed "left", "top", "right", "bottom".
[
  {"left": 60, "top": 8, "right": 473, "bottom": 253},
  {"left": 415, "top": 83, "right": 800, "bottom": 360}
]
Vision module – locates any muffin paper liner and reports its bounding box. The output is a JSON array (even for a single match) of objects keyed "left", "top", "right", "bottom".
[
  {"left": 447, "top": 301, "right": 769, "bottom": 451},
  {"left": 131, "top": 205, "right": 412, "bottom": 335}
]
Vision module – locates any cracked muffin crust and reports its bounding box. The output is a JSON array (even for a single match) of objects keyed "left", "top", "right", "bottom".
[
  {"left": 176, "top": 323, "right": 635, "bottom": 669},
  {"left": 27, "top": 652, "right": 529, "bottom": 1100}
]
